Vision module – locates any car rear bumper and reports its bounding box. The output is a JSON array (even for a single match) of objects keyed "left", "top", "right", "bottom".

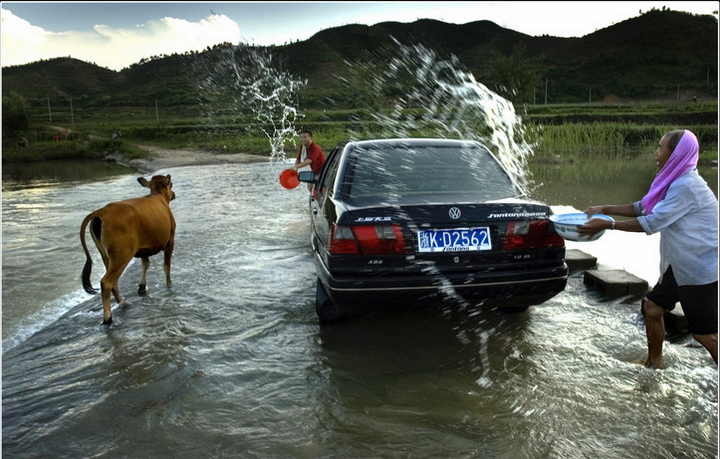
[{"left": 315, "top": 255, "right": 568, "bottom": 308}]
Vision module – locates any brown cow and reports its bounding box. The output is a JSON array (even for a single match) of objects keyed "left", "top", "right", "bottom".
[{"left": 80, "top": 174, "right": 176, "bottom": 325}]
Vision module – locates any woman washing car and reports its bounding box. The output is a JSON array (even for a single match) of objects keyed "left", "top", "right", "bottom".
[{"left": 578, "top": 129, "right": 718, "bottom": 369}]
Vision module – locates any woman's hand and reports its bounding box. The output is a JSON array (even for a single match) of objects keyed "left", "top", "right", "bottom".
[
  {"left": 577, "top": 217, "right": 610, "bottom": 236},
  {"left": 583, "top": 206, "right": 605, "bottom": 217}
]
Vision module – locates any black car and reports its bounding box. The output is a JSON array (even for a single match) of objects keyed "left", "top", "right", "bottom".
[{"left": 298, "top": 138, "right": 568, "bottom": 322}]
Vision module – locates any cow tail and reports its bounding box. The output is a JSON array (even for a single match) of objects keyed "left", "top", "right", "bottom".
[{"left": 80, "top": 213, "right": 99, "bottom": 295}]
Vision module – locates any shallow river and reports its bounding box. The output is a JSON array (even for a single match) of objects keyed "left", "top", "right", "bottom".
[{"left": 2, "top": 159, "right": 717, "bottom": 458}]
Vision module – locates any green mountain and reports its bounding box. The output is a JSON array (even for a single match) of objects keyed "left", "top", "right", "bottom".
[{"left": 2, "top": 9, "right": 717, "bottom": 110}]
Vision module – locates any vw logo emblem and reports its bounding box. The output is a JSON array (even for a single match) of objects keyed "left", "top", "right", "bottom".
[{"left": 448, "top": 207, "right": 461, "bottom": 219}]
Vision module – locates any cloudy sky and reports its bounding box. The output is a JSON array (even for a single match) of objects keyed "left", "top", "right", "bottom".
[{"left": 1, "top": 1, "right": 717, "bottom": 71}]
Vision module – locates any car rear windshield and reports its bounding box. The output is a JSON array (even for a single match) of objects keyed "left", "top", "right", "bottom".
[{"left": 344, "top": 143, "right": 520, "bottom": 203}]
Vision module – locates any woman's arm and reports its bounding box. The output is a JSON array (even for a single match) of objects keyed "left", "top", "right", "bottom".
[
  {"left": 577, "top": 217, "right": 644, "bottom": 236},
  {"left": 584, "top": 204, "right": 637, "bottom": 217}
]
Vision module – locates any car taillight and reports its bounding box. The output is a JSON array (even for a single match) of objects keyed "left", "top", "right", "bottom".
[
  {"left": 502, "top": 220, "right": 565, "bottom": 250},
  {"left": 329, "top": 224, "right": 407, "bottom": 255},
  {"left": 329, "top": 225, "right": 360, "bottom": 254}
]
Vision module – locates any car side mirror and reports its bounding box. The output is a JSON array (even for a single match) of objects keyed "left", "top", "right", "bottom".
[{"left": 298, "top": 171, "right": 316, "bottom": 183}]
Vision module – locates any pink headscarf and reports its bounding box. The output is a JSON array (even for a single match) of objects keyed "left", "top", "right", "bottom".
[{"left": 641, "top": 130, "right": 698, "bottom": 215}]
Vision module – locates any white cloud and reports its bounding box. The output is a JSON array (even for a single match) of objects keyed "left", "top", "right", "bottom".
[
  {"left": 1, "top": 7, "right": 47, "bottom": 44},
  {"left": 1, "top": 9, "right": 241, "bottom": 71},
  {"left": 1, "top": 8, "right": 53, "bottom": 65}
]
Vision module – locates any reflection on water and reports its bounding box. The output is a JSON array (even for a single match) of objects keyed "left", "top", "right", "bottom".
[
  {"left": 530, "top": 157, "right": 718, "bottom": 209},
  {"left": 2, "top": 160, "right": 136, "bottom": 191}
]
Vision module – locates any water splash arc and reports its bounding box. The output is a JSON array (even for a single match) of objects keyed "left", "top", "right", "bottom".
[
  {"left": 193, "top": 44, "right": 307, "bottom": 163},
  {"left": 337, "top": 39, "right": 535, "bottom": 193}
]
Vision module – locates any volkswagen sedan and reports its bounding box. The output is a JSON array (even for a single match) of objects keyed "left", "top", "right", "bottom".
[{"left": 298, "top": 138, "right": 567, "bottom": 322}]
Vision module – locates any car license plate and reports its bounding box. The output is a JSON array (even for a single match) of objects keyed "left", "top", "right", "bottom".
[{"left": 417, "top": 227, "right": 492, "bottom": 253}]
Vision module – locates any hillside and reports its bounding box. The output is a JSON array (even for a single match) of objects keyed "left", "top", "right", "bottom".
[
  {"left": 2, "top": 9, "right": 717, "bottom": 111},
  {"left": 2, "top": 57, "right": 120, "bottom": 100},
  {"left": 541, "top": 9, "right": 719, "bottom": 99}
]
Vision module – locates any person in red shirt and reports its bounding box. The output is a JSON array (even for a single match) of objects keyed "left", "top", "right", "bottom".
[{"left": 292, "top": 129, "right": 326, "bottom": 190}]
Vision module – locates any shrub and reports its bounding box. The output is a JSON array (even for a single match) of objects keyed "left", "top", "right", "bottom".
[{"left": 2, "top": 91, "right": 30, "bottom": 144}]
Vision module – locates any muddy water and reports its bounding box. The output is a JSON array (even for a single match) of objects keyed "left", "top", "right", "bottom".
[{"left": 2, "top": 159, "right": 717, "bottom": 458}]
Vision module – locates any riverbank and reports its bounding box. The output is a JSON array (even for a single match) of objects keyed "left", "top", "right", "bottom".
[{"left": 110, "top": 145, "right": 270, "bottom": 174}]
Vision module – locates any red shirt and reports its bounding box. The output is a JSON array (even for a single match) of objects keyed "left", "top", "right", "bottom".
[{"left": 296, "top": 142, "right": 326, "bottom": 175}]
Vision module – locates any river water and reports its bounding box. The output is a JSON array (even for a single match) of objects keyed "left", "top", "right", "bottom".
[{"left": 2, "top": 158, "right": 718, "bottom": 458}]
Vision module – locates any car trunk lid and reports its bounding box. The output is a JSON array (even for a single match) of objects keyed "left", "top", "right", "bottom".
[{"left": 331, "top": 200, "right": 564, "bottom": 273}]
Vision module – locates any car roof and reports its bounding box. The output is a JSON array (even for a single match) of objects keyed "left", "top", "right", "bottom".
[{"left": 345, "top": 138, "right": 486, "bottom": 149}]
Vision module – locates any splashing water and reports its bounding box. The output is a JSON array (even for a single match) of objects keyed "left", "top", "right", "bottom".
[
  {"left": 340, "top": 39, "right": 536, "bottom": 193},
  {"left": 193, "top": 44, "right": 307, "bottom": 162},
  {"left": 191, "top": 41, "right": 532, "bottom": 193},
  {"left": 332, "top": 40, "right": 540, "bottom": 315}
]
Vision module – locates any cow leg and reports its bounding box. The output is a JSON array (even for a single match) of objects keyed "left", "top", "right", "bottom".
[
  {"left": 163, "top": 243, "right": 174, "bottom": 287},
  {"left": 138, "top": 257, "right": 150, "bottom": 295},
  {"left": 100, "top": 259, "right": 130, "bottom": 325},
  {"left": 100, "top": 275, "right": 119, "bottom": 325},
  {"left": 112, "top": 282, "right": 127, "bottom": 307}
]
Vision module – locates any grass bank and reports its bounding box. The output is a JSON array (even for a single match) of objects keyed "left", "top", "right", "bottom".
[
  {"left": 527, "top": 122, "right": 718, "bottom": 165},
  {"left": 2, "top": 138, "right": 149, "bottom": 163},
  {"left": 6, "top": 102, "right": 717, "bottom": 165}
]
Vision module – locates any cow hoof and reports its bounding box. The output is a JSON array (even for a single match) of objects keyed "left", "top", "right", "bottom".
[
  {"left": 102, "top": 317, "right": 113, "bottom": 326},
  {"left": 138, "top": 284, "right": 147, "bottom": 295}
]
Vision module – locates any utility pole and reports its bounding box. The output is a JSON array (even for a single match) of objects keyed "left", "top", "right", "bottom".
[
  {"left": 47, "top": 95, "right": 52, "bottom": 123},
  {"left": 155, "top": 101, "right": 159, "bottom": 123},
  {"left": 70, "top": 98, "right": 75, "bottom": 127}
]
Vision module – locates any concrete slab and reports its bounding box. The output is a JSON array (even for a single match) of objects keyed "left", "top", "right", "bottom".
[
  {"left": 565, "top": 249, "right": 597, "bottom": 271},
  {"left": 583, "top": 269, "right": 649, "bottom": 298}
]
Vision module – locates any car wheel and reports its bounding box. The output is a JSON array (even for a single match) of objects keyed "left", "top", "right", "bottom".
[{"left": 315, "top": 279, "right": 344, "bottom": 323}]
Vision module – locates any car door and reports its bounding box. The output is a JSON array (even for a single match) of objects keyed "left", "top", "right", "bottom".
[{"left": 311, "top": 146, "right": 342, "bottom": 251}]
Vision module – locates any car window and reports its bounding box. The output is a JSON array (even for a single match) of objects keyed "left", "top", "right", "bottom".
[{"left": 344, "top": 144, "right": 519, "bottom": 202}]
